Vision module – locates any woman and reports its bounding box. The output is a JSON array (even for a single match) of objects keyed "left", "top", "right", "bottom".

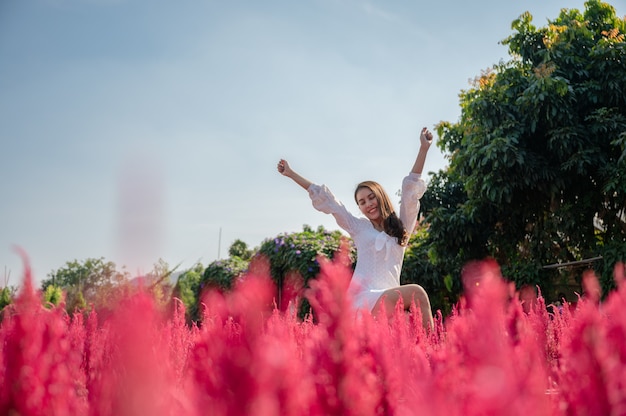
[{"left": 277, "top": 127, "right": 434, "bottom": 329}]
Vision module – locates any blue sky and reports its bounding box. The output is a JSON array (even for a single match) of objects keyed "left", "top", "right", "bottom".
[{"left": 1, "top": 0, "right": 624, "bottom": 285}]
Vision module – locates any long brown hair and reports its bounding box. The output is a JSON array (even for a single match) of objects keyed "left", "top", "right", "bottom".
[{"left": 354, "top": 181, "right": 408, "bottom": 246}]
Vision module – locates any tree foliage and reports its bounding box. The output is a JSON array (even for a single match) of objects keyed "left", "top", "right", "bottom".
[
  {"left": 0, "top": 287, "right": 12, "bottom": 311},
  {"left": 0, "top": 269, "right": 15, "bottom": 312},
  {"left": 258, "top": 225, "right": 355, "bottom": 288},
  {"left": 41, "top": 257, "right": 129, "bottom": 312},
  {"left": 258, "top": 225, "right": 355, "bottom": 318},
  {"left": 425, "top": 0, "right": 626, "bottom": 298},
  {"left": 200, "top": 256, "right": 249, "bottom": 292},
  {"left": 138, "top": 258, "right": 177, "bottom": 307},
  {"left": 198, "top": 240, "right": 259, "bottom": 296},
  {"left": 42, "top": 285, "right": 63, "bottom": 308},
  {"left": 173, "top": 263, "right": 203, "bottom": 323},
  {"left": 228, "top": 239, "right": 253, "bottom": 260},
  {"left": 192, "top": 240, "right": 257, "bottom": 321}
]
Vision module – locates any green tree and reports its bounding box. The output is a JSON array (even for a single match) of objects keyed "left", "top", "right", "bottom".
[
  {"left": 173, "top": 263, "right": 203, "bottom": 323},
  {"left": 195, "top": 239, "right": 257, "bottom": 319},
  {"left": 0, "top": 268, "right": 14, "bottom": 312},
  {"left": 41, "top": 257, "right": 129, "bottom": 312},
  {"left": 139, "top": 258, "right": 178, "bottom": 306},
  {"left": 200, "top": 256, "right": 249, "bottom": 292},
  {"left": 426, "top": 0, "right": 626, "bottom": 298},
  {"left": 228, "top": 239, "right": 253, "bottom": 260},
  {"left": 197, "top": 239, "right": 259, "bottom": 294},
  {"left": 43, "top": 285, "right": 64, "bottom": 308},
  {"left": 0, "top": 287, "right": 12, "bottom": 311}
]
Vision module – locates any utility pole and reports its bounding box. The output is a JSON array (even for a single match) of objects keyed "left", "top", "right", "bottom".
[{"left": 217, "top": 227, "right": 222, "bottom": 259}]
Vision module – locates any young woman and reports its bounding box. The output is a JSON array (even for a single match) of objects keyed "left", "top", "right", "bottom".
[{"left": 277, "top": 127, "right": 434, "bottom": 328}]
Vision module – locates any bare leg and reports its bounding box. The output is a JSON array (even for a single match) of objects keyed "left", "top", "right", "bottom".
[{"left": 371, "top": 284, "right": 434, "bottom": 329}]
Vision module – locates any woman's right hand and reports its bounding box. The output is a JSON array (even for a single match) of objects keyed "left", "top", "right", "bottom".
[
  {"left": 277, "top": 159, "right": 292, "bottom": 177},
  {"left": 278, "top": 159, "right": 313, "bottom": 190}
]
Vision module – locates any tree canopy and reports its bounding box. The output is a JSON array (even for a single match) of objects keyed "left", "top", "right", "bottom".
[
  {"left": 423, "top": 0, "right": 626, "bottom": 296},
  {"left": 41, "top": 257, "right": 129, "bottom": 312}
]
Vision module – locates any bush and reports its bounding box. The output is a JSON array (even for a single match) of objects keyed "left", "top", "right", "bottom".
[
  {"left": 258, "top": 225, "right": 355, "bottom": 317},
  {"left": 173, "top": 265, "right": 203, "bottom": 323},
  {"left": 200, "top": 256, "right": 249, "bottom": 292},
  {"left": 258, "top": 225, "right": 355, "bottom": 286},
  {"left": 42, "top": 285, "right": 63, "bottom": 308},
  {"left": 0, "top": 287, "right": 11, "bottom": 311}
]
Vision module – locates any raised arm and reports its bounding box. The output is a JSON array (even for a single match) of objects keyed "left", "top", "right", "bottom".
[
  {"left": 410, "top": 127, "right": 433, "bottom": 174},
  {"left": 277, "top": 159, "right": 312, "bottom": 190},
  {"left": 399, "top": 127, "right": 433, "bottom": 233}
]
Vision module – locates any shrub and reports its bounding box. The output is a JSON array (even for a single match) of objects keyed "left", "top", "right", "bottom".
[
  {"left": 0, "top": 287, "right": 11, "bottom": 311},
  {"left": 200, "top": 256, "right": 249, "bottom": 292},
  {"left": 42, "top": 285, "right": 63, "bottom": 308},
  {"left": 257, "top": 225, "right": 355, "bottom": 317},
  {"left": 173, "top": 265, "right": 202, "bottom": 323}
]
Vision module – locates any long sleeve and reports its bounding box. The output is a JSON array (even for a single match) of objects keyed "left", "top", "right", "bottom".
[
  {"left": 308, "top": 183, "right": 361, "bottom": 235},
  {"left": 399, "top": 173, "right": 427, "bottom": 236}
]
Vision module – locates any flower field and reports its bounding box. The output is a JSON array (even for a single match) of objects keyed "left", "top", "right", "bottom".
[{"left": 1, "top": 251, "right": 625, "bottom": 415}]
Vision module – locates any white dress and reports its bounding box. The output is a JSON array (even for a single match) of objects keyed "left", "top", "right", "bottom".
[{"left": 307, "top": 173, "right": 426, "bottom": 313}]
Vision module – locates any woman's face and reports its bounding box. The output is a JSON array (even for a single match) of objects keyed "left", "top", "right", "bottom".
[{"left": 356, "top": 187, "right": 381, "bottom": 223}]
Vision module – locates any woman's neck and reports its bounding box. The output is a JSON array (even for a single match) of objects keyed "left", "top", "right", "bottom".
[{"left": 371, "top": 219, "right": 384, "bottom": 232}]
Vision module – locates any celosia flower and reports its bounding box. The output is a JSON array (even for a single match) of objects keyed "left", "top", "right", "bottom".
[{"left": 2, "top": 250, "right": 626, "bottom": 416}]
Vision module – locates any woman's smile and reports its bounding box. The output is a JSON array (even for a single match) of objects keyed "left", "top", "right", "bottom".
[{"left": 356, "top": 188, "right": 381, "bottom": 222}]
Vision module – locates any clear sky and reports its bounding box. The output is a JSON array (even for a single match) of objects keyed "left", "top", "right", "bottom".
[{"left": 1, "top": 0, "right": 624, "bottom": 286}]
